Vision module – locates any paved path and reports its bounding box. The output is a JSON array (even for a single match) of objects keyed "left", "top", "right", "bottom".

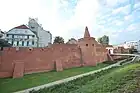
[
  {"left": 14, "top": 59, "right": 127, "bottom": 93},
  {"left": 111, "top": 53, "right": 140, "bottom": 57}
]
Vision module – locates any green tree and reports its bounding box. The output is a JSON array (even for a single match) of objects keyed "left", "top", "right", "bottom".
[
  {"left": 97, "top": 37, "right": 102, "bottom": 44},
  {"left": 0, "top": 39, "right": 12, "bottom": 47},
  {"left": 53, "top": 36, "right": 64, "bottom": 44},
  {"left": 98, "top": 35, "right": 109, "bottom": 45}
]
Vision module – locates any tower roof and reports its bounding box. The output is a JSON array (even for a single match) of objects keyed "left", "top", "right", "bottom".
[{"left": 84, "top": 26, "right": 90, "bottom": 38}]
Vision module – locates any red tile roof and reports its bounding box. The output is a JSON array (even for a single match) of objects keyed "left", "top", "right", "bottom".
[{"left": 14, "top": 25, "right": 29, "bottom": 29}]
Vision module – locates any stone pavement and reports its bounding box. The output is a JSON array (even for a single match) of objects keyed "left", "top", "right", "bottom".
[{"left": 14, "top": 59, "right": 128, "bottom": 93}]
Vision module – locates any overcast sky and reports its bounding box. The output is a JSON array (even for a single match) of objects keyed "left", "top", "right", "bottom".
[{"left": 0, "top": 0, "right": 140, "bottom": 45}]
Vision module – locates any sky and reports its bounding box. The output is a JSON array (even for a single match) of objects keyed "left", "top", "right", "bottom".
[{"left": 0, "top": 0, "right": 140, "bottom": 45}]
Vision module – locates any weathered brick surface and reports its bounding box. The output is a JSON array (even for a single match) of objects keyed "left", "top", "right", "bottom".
[
  {"left": 13, "top": 62, "right": 24, "bottom": 78},
  {"left": 55, "top": 60, "right": 63, "bottom": 72}
]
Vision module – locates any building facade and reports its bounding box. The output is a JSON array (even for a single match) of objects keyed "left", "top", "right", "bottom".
[
  {"left": 124, "top": 41, "right": 138, "bottom": 49},
  {"left": 28, "top": 18, "right": 52, "bottom": 47},
  {"left": 5, "top": 25, "right": 38, "bottom": 47}
]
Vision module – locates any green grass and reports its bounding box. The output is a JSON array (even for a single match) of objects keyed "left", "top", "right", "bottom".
[
  {"left": 71, "top": 63, "right": 140, "bottom": 93},
  {"left": 0, "top": 63, "right": 109, "bottom": 93},
  {"left": 30, "top": 62, "right": 140, "bottom": 93}
]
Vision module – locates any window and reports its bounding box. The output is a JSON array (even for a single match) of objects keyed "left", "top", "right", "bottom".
[
  {"left": 11, "top": 41, "right": 14, "bottom": 45},
  {"left": 6, "top": 34, "right": 12, "bottom": 38},
  {"left": 8, "top": 35, "right": 12, "bottom": 38},
  {"left": 13, "top": 41, "right": 17, "bottom": 46},
  {"left": 29, "top": 41, "right": 32, "bottom": 46},
  {"left": 19, "top": 36, "right": 23, "bottom": 38},
  {"left": 27, "top": 35, "right": 29, "bottom": 39},
  {"left": 14, "top": 35, "right": 18, "bottom": 38},
  {"left": 31, "top": 26, "right": 35, "bottom": 29},
  {"left": 86, "top": 44, "right": 88, "bottom": 46},
  {"left": 19, "top": 41, "right": 22, "bottom": 46},
  {"left": 32, "top": 35, "right": 35, "bottom": 38},
  {"left": 22, "top": 41, "right": 24, "bottom": 46},
  {"left": 92, "top": 44, "right": 94, "bottom": 46},
  {"left": 24, "top": 41, "right": 27, "bottom": 46},
  {"left": 24, "top": 36, "right": 27, "bottom": 39},
  {"left": 32, "top": 41, "right": 34, "bottom": 45},
  {"left": 29, "top": 36, "right": 32, "bottom": 39},
  {"left": 12, "top": 35, "right": 14, "bottom": 38},
  {"left": 17, "top": 41, "right": 19, "bottom": 46},
  {"left": 27, "top": 41, "right": 29, "bottom": 46}
]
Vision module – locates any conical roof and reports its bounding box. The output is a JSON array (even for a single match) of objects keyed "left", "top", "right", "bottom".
[{"left": 84, "top": 26, "right": 90, "bottom": 38}]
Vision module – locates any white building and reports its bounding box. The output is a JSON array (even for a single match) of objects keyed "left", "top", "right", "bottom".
[
  {"left": 28, "top": 18, "right": 52, "bottom": 47},
  {"left": 5, "top": 25, "right": 38, "bottom": 47},
  {"left": 123, "top": 41, "right": 138, "bottom": 49},
  {"left": 105, "top": 45, "right": 114, "bottom": 54}
]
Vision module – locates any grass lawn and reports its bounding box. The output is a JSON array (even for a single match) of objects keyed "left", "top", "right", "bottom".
[
  {"left": 30, "top": 62, "right": 140, "bottom": 93},
  {"left": 0, "top": 63, "right": 109, "bottom": 93}
]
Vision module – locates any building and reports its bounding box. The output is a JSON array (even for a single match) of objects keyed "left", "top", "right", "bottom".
[
  {"left": 5, "top": 18, "right": 52, "bottom": 47},
  {"left": 5, "top": 25, "right": 38, "bottom": 47},
  {"left": 104, "top": 45, "right": 114, "bottom": 54},
  {"left": 28, "top": 18, "right": 52, "bottom": 47},
  {"left": 123, "top": 41, "right": 138, "bottom": 49}
]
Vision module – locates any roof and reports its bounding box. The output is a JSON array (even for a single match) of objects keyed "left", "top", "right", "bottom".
[{"left": 14, "top": 24, "right": 29, "bottom": 29}]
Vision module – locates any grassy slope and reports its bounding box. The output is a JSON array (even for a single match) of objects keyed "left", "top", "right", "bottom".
[
  {"left": 30, "top": 62, "right": 140, "bottom": 93},
  {"left": 70, "top": 63, "right": 140, "bottom": 93},
  {"left": 0, "top": 63, "right": 109, "bottom": 93}
]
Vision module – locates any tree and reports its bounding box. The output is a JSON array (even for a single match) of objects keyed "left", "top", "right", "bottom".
[
  {"left": 0, "top": 39, "right": 12, "bottom": 47},
  {"left": 53, "top": 36, "right": 64, "bottom": 44},
  {"left": 98, "top": 35, "right": 109, "bottom": 45},
  {"left": 66, "top": 38, "right": 77, "bottom": 44},
  {"left": 97, "top": 37, "right": 102, "bottom": 44}
]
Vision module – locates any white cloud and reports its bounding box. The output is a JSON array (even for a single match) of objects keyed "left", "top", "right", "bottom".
[
  {"left": 134, "top": 2, "right": 140, "bottom": 9},
  {"left": 126, "top": 23, "right": 140, "bottom": 31},
  {"left": 98, "top": 0, "right": 128, "bottom": 8},
  {"left": 113, "top": 20, "right": 123, "bottom": 26},
  {"left": 0, "top": 0, "right": 41, "bottom": 30},
  {"left": 112, "top": 4, "right": 130, "bottom": 15},
  {"left": 124, "top": 14, "right": 133, "bottom": 20},
  {"left": 0, "top": 0, "right": 139, "bottom": 44},
  {"left": 106, "top": 0, "right": 118, "bottom": 7}
]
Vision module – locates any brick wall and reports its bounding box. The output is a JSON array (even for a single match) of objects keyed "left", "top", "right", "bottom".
[
  {"left": 0, "top": 27, "right": 112, "bottom": 78},
  {"left": 0, "top": 44, "right": 82, "bottom": 78}
]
